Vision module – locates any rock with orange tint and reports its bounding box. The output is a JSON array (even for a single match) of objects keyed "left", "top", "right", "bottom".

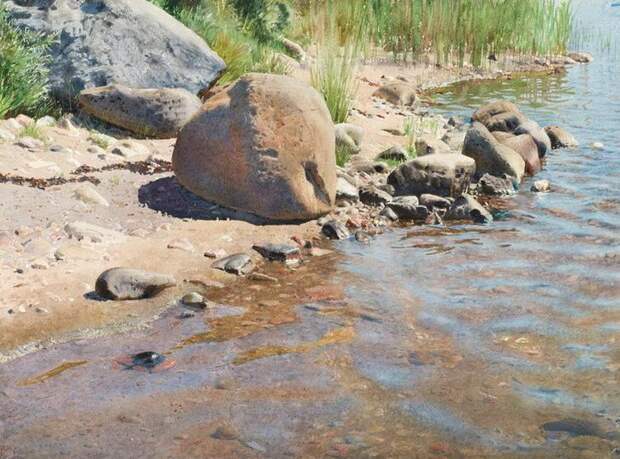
[
  {"left": 173, "top": 73, "right": 336, "bottom": 221},
  {"left": 498, "top": 133, "right": 541, "bottom": 175}
]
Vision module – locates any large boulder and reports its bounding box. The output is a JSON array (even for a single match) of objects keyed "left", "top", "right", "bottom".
[
  {"left": 485, "top": 111, "right": 528, "bottom": 132},
  {"left": 4, "top": 0, "right": 225, "bottom": 104},
  {"left": 172, "top": 73, "right": 337, "bottom": 221},
  {"left": 462, "top": 122, "right": 525, "bottom": 182},
  {"left": 498, "top": 134, "right": 541, "bottom": 175},
  {"left": 514, "top": 120, "right": 552, "bottom": 158},
  {"left": 79, "top": 85, "right": 202, "bottom": 138},
  {"left": 472, "top": 100, "right": 522, "bottom": 126},
  {"left": 388, "top": 153, "right": 476, "bottom": 198}
]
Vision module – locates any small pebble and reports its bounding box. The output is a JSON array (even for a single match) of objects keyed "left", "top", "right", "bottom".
[
  {"left": 531, "top": 180, "right": 551, "bottom": 193},
  {"left": 181, "top": 292, "right": 206, "bottom": 308}
]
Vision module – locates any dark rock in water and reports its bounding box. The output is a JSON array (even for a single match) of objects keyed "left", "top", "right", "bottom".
[
  {"left": 380, "top": 206, "right": 399, "bottom": 221},
  {"left": 252, "top": 243, "right": 301, "bottom": 264},
  {"left": 387, "top": 196, "right": 430, "bottom": 221},
  {"left": 3, "top": 0, "right": 225, "bottom": 104},
  {"left": 355, "top": 231, "right": 372, "bottom": 244},
  {"left": 359, "top": 186, "right": 393, "bottom": 206},
  {"left": 478, "top": 173, "right": 516, "bottom": 196},
  {"left": 388, "top": 154, "right": 475, "bottom": 198},
  {"left": 376, "top": 145, "right": 408, "bottom": 162},
  {"left": 545, "top": 126, "right": 579, "bottom": 149},
  {"left": 212, "top": 254, "right": 254, "bottom": 275},
  {"left": 95, "top": 268, "right": 175, "bottom": 300},
  {"left": 542, "top": 418, "right": 606, "bottom": 438},
  {"left": 445, "top": 194, "right": 493, "bottom": 224},
  {"left": 114, "top": 351, "right": 175, "bottom": 372},
  {"left": 130, "top": 352, "right": 166, "bottom": 370},
  {"left": 322, "top": 220, "right": 350, "bottom": 240},
  {"left": 419, "top": 193, "right": 452, "bottom": 210}
]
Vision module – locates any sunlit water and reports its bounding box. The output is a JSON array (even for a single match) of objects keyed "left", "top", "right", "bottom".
[{"left": 0, "top": 1, "right": 618, "bottom": 457}]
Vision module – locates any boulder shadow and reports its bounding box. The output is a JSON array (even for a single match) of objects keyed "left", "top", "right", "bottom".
[{"left": 138, "top": 176, "right": 278, "bottom": 225}]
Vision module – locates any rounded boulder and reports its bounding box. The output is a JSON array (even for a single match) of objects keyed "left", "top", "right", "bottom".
[{"left": 172, "top": 73, "right": 337, "bottom": 221}]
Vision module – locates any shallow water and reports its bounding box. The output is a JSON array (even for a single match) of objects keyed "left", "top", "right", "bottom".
[{"left": 1, "top": 1, "right": 619, "bottom": 458}]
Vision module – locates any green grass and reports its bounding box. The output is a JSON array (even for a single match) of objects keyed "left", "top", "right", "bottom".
[
  {"left": 88, "top": 132, "right": 111, "bottom": 150},
  {"left": 0, "top": 5, "right": 55, "bottom": 119},
  {"left": 18, "top": 122, "right": 45, "bottom": 141},
  {"left": 335, "top": 144, "right": 352, "bottom": 167},
  {"left": 294, "top": 0, "right": 573, "bottom": 67}
]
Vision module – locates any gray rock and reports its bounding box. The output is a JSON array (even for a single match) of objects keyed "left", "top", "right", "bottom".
[
  {"left": 212, "top": 254, "right": 254, "bottom": 276},
  {"left": 373, "top": 82, "right": 417, "bottom": 106},
  {"left": 35, "top": 116, "right": 56, "bottom": 127},
  {"left": 514, "top": 120, "right": 552, "bottom": 158},
  {"left": 415, "top": 134, "right": 452, "bottom": 156},
  {"left": 462, "top": 122, "right": 525, "bottom": 182},
  {"left": 95, "top": 267, "right": 176, "bottom": 300},
  {"left": 4, "top": 0, "right": 225, "bottom": 104},
  {"left": 380, "top": 206, "right": 399, "bottom": 221},
  {"left": 335, "top": 123, "right": 363, "bottom": 153},
  {"left": 388, "top": 153, "right": 476, "bottom": 197},
  {"left": 445, "top": 194, "right": 493, "bottom": 224},
  {"left": 79, "top": 85, "right": 202, "bottom": 138},
  {"left": 387, "top": 196, "right": 429, "bottom": 220},
  {"left": 359, "top": 186, "right": 393, "bottom": 206},
  {"left": 485, "top": 111, "right": 527, "bottom": 132},
  {"left": 419, "top": 194, "right": 452, "bottom": 209},
  {"left": 376, "top": 145, "right": 408, "bottom": 162},
  {"left": 336, "top": 177, "right": 359, "bottom": 204},
  {"left": 472, "top": 100, "right": 522, "bottom": 126},
  {"left": 477, "top": 173, "right": 516, "bottom": 196},
  {"left": 322, "top": 220, "right": 350, "bottom": 240},
  {"left": 252, "top": 243, "right": 301, "bottom": 264},
  {"left": 544, "top": 126, "right": 579, "bottom": 149},
  {"left": 181, "top": 292, "right": 206, "bottom": 308}
]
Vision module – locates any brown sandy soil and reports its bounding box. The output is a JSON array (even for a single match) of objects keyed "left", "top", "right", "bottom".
[{"left": 0, "top": 54, "right": 565, "bottom": 362}]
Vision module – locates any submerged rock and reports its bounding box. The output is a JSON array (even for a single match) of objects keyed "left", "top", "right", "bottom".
[
  {"left": 531, "top": 180, "right": 551, "bottom": 193},
  {"left": 79, "top": 85, "right": 202, "bottom": 138},
  {"left": 173, "top": 73, "right": 336, "bottom": 221},
  {"left": 95, "top": 268, "right": 176, "bottom": 300},
  {"left": 388, "top": 153, "right": 476, "bottom": 197},
  {"left": 212, "top": 254, "right": 254, "bottom": 276},
  {"left": 462, "top": 122, "right": 525, "bottom": 182},
  {"left": 445, "top": 194, "right": 493, "bottom": 224},
  {"left": 545, "top": 126, "right": 579, "bottom": 149},
  {"left": 322, "top": 220, "right": 350, "bottom": 240}
]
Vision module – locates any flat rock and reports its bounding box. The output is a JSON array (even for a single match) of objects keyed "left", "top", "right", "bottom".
[
  {"left": 79, "top": 85, "right": 202, "bottom": 138},
  {"left": 212, "top": 254, "right": 254, "bottom": 276},
  {"left": 336, "top": 177, "right": 359, "bottom": 204},
  {"left": 95, "top": 267, "right": 176, "bottom": 300},
  {"left": 387, "top": 196, "right": 429, "bottom": 220},
  {"left": 252, "top": 243, "right": 301, "bottom": 264},
  {"left": 4, "top": 0, "right": 225, "bottom": 103},
  {"left": 545, "top": 126, "right": 579, "bottom": 149},
  {"left": 65, "top": 221, "right": 126, "bottom": 244},
  {"left": 462, "top": 122, "right": 525, "bottom": 182},
  {"left": 373, "top": 82, "right": 417, "bottom": 106},
  {"left": 17, "top": 137, "right": 44, "bottom": 150},
  {"left": 445, "top": 194, "right": 493, "bottom": 224},
  {"left": 388, "top": 153, "right": 476, "bottom": 197}
]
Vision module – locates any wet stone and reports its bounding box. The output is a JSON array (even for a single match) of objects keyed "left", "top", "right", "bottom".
[
  {"left": 445, "top": 194, "right": 493, "bottom": 224},
  {"left": 322, "top": 220, "right": 350, "bottom": 240},
  {"left": 542, "top": 418, "right": 606, "bottom": 439},
  {"left": 252, "top": 243, "right": 301, "bottom": 264},
  {"left": 115, "top": 351, "right": 173, "bottom": 372},
  {"left": 478, "top": 173, "right": 517, "bottom": 196},
  {"left": 531, "top": 180, "right": 551, "bottom": 193},
  {"left": 212, "top": 253, "right": 254, "bottom": 276},
  {"left": 380, "top": 206, "right": 399, "bottom": 221}
]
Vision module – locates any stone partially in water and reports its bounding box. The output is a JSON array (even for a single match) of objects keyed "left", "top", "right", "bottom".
[
  {"left": 531, "top": 180, "right": 551, "bottom": 193},
  {"left": 542, "top": 418, "right": 606, "bottom": 438},
  {"left": 445, "top": 194, "right": 493, "bottom": 224},
  {"left": 252, "top": 243, "right": 301, "bottom": 264},
  {"left": 545, "top": 126, "right": 579, "bottom": 149},
  {"left": 514, "top": 120, "right": 552, "bottom": 159},
  {"left": 212, "top": 254, "right": 254, "bottom": 276},
  {"left": 387, "top": 196, "right": 430, "bottom": 221},
  {"left": 478, "top": 174, "right": 516, "bottom": 196},
  {"left": 322, "top": 220, "right": 350, "bottom": 240},
  {"left": 95, "top": 268, "right": 176, "bottom": 300}
]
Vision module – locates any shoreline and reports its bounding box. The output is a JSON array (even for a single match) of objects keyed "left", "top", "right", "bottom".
[{"left": 0, "top": 56, "right": 573, "bottom": 363}]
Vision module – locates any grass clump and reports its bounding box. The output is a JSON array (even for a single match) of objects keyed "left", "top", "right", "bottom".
[
  {"left": 88, "top": 132, "right": 111, "bottom": 150},
  {"left": 335, "top": 144, "right": 352, "bottom": 167},
  {"left": 18, "top": 122, "right": 45, "bottom": 141},
  {"left": 0, "top": 6, "right": 55, "bottom": 119}
]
